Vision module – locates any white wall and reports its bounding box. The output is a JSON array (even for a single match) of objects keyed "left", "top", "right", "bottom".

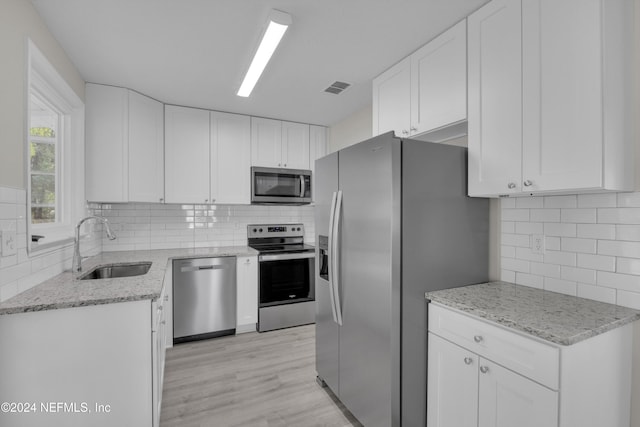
[
  {"left": 0, "top": 0, "right": 85, "bottom": 190},
  {"left": 327, "top": 104, "right": 372, "bottom": 153}
]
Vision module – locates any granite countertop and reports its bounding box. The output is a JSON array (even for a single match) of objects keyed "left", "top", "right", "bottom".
[
  {"left": 0, "top": 246, "right": 258, "bottom": 316},
  {"left": 425, "top": 281, "right": 640, "bottom": 346}
]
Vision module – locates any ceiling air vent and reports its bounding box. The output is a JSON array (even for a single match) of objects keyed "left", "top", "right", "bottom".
[{"left": 324, "top": 81, "right": 351, "bottom": 95}]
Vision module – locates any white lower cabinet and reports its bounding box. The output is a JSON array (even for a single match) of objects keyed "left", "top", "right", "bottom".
[
  {"left": 0, "top": 291, "right": 168, "bottom": 427},
  {"left": 236, "top": 255, "right": 258, "bottom": 333},
  {"left": 152, "top": 282, "right": 168, "bottom": 427},
  {"left": 427, "top": 304, "right": 633, "bottom": 427}
]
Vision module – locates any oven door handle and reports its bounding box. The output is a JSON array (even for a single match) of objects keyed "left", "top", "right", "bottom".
[{"left": 259, "top": 252, "right": 314, "bottom": 262}]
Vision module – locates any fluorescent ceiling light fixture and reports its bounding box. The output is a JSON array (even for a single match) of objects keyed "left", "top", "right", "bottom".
[{"left": 237, "top": 10, "right": 292, "bottom": 97}]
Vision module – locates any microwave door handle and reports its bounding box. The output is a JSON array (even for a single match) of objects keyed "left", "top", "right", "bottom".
[
  {"left": 327, "top": 191, "right": 339, "bottom": 324},
  {"left": 300, "top": 175, "right": 306, "bottom": 198},
  {"left": 332, "top": 190, "right": 343, "bottom": 326}
]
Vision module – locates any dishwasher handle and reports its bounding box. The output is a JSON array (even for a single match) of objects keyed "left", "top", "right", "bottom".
[{"left": 179, "top": 264, "right": 230, "bottom": 273}]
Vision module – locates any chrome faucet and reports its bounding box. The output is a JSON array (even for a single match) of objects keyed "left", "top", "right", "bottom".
[{"left": 72, "top": 216, "right": 117, "bottom": 273}]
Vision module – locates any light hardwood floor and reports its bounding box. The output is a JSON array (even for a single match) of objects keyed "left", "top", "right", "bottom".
[{"left": 160, "top": 324, "right": 362, "bottom": 427}]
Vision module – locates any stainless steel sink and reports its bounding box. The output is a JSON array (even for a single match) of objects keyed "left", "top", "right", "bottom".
[{"left": 78, "top": 262, "right": 152, "bottom": 280}]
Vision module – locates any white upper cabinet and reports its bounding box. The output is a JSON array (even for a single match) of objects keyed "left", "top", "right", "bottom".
[
  {"left": 410, "top": 20, "right": 467, "bottom": 137},
  {"left": 309, "top": 125, "right": 327, "bottom": 202},
  {"left": 251, "top": 117, "right": 310, "bottom": 170},
  {"left": 467, "top": 0, "right": 523, "bottom": 196},
  {"left": 282, "top": 121, "right": 310, "bottom": 170},
  {"left": 468, "top": 0, "right": 634, "bottom": 197},
  {"left": 86, "top": 84, "right": 129, "bottom": 202},
  {"left": 372, "top": 20, "right": 467, "bottom": 142},
  {"left": 86, "top": 83, "right": 164, "bottom": 203},
  {"left": 210, "top": 111, "right": 251, "bottom": 204},
  {"left": 128, "top": 90, "right": 164, "bottom": 203},
  {"left": 372, "top": 57, "right": 411, "bottom": 138},
  {"left": 164, "top": 105, "right": 210, "bottom": 204}
]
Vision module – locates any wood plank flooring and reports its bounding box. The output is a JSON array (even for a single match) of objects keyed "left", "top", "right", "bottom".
[{"left": 160, "top": 324, "right": 362, "bottom": 427}]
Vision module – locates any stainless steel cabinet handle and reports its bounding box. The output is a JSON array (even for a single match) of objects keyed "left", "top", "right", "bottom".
[
  {"left": 524, "top": 180, "right": 533, "bottom": 187},
  {"left": 507, "top": 182, "right": 516, "bottom": 189},
  {"left": 474, "top": 335, "right": 483, "bottom": 343},
  {"left": 164, "top": 294, "right": 169, "bottom": 302},
  {"left": 205, "top": 199, "right": 209, "bottom": 203},
  {"left": 480, "top": 366, "right": 490, "bottom": 374},
  {"left": 464, "top": 357, "right": 473, "bottom": 365},
  {"left": 410, "top": 126, "right": 417, "bottom": 132},
  {"left": 401, "top": 130, "right": 409, "bottom": 136},
  {"left": 159, "top": 198, "right": 164, "bottom": 202}
]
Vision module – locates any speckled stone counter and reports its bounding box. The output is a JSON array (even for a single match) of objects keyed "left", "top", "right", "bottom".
[
  {"left": 425, "top": 281, "right": 640, "bottom": 346},
  {"left": 0, "top": 246, "right": 258, "bottom": 315}
]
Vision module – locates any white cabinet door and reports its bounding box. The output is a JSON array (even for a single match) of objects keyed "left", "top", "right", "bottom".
[
  {"left": 210, "top": 112, "right": 251, "bottom": 204},
  {"left": 467, "top": 0, "right": 523, "bottom": 197},
  {"left": 164, "top": 105, "right": 210, "bottom": 203},
  {"left": 281, "top": 121, "right": 310, "bottom": 170},
  {"left": 251, "top": 117, "right": 282, "bottom": 168},
  {"left": 521, "top": 0, "right": 603, "bottom": 192},
  {"left": 372, "top": 57, "right": 411, "bottom": 137},
  {"left": 236, "top": 256, "right": 258, "bottom": 333},
  {"left": 411, "top": 20, "right": 467, "bottom": 136},
  {"left": 85, "top": 83, "right": 129, "bottom": 202},
  {"left": 427, "top": 333, "right": 478, "bottom": 427},
  {"left": 478, "top": 358, "right": 558, "bottom": 427},
  {"left": 129, "top": 91, "right": 164, "bottom": 203}
]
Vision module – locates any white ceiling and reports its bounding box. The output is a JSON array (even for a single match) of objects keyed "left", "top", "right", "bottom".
[{"left": 32, "top": 0, "right": 489, "bottom": 127}]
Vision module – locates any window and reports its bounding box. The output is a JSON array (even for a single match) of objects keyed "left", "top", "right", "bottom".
[
  {"left": 27, "top": 39, "right": 85, "bottom": 252},
  {"left": 29, "top": 94, "right": 61, "bottom": 225}
]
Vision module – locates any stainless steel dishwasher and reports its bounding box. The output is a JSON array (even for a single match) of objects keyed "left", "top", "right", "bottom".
[{"left": 173, "top": 257, "right": 236, "bottom": 344}]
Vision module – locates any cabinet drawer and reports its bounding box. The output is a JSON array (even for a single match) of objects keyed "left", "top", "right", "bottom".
[{"left": 428, "top": 304, "right": 559, "bottom": 389}]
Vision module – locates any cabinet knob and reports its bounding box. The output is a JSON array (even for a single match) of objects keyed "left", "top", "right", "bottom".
[
  {"left": 410, "top": 126, "right": 417, "bottom": 132},
  {"left": 284, "top": 163, "right": 287, "bottom": 167},
  {"left": 523, "top": 180, "right": 533, "bottom": 187},
  {"left": 205, "top": 199, "right": 209, "bottom": 203},
  {"left": 507, "top": 182, "right": 516, "bottom": 189},
  {"left": 159, "top": 198, "right": 164, "bottom": 202},
  {"left": 473, "top": 335, "right": 483, "bottom": 343},
  {"left": 164, "top": 295, "right": 169, "bottom": 302},
  {"left": 480, "top": 366, "right": 490, "bottom": 374},
  {"left": 158, "top": 305, "right": 163, "bottom": 311},
  {"left": 245, "top": 259, "right": 251, "bottom": 264},
  {"left": 464, "top": 357, "right": 473, "bottom": 365},
  {"left": 278, "top": 163, "right": 281, "bottom": 167},
  {"left": 161, "top": 320, "right": 166, "bottom": 325},
  {"left": 401, "top": 130, "right": 409, "bottom": 136}
]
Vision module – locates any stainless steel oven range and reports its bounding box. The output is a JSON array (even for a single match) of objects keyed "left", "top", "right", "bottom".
[{"left": 247, "top": 223, "right": 315, "bottom": 332}]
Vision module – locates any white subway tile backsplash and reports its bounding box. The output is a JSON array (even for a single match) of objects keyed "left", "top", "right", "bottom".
[
  {"left": 544, "top": 195, "right": 577, "bottom": 208},
  {"left": 530, "top": 261, "right": 561, "bottom": 278},
  {"left": 515, "top": 222, "right": 543, "bottom": 235},
  {"left": 577, "top": 283, "right": 616, "bottom": 304},
  {"left": 501, "top": 233, "right": 530, "bottom": 247},
  {"left": 561, "top": 266, "right": 596, "bottom": 285},
  {"left": 545, "top": 236, "right": 561, "bottom": 251},
  {"left": 617, "top": 192, "right": 640, "bottom": 208},
  {"left": 543, "top": 250, "right": 576, "bottom": 267},
  {"left": 501, "top": 198, "right": 516, "bottom": 209},
  {"left": 501, "top": 269, "right": 516, "bottom": 282},
  {"left": 501, "top": 209, "right": 530, "bottom": 222},
  {"left": 561, "top": 208, "right": 596, "bottom": 224},
  {"left": 501, "top": 257, "right": 530, "bottom": 273},
  {"left": 501, "top": 221, "right": 516, "bottom": 234},
  {"left": 616, "top": 290, "right": 640, "bottom": 310},
  {"left": 598, "top": 208, "right": 640, "bottom": 224},
  {"left": 560, "top": 237, "right": 597, "bottom": 254},
  {"left": 515, "top": 247, "right": 544, "bottom": 262},
  {"left": 596, "top": 271, "right": 640, "bottom": 293},
  {"left": 501, "top": 245, "right": 516, "bottom": 258},
  {"left": 616, "top": 225, "right": 640, "bottom": 242},
  {"left": 515, "top": 272, "right": 544, "bottom": 289},
  {"left": 598, "top": 240, "right": 640, "bottom": 258},
  {"left": 544, "top": 278, "right": 577, "bottom": 296},
  {"left": 577, "top": 193, "right": 617, "bottom": 208},
  {"left": 576, "top": 224, "right": 616, "bottom": 240},
  {"left": 515, "top": 197, "right": 544, "bottom": 209},
  {"left": 577, "top": 253, "right": 616, "bottom": 272},
  {"left": 544, "top": 223, "right": 576, "bottom": 237},
  {"left": 617, "top": 258, "right": 640, "bottom": 276},
  {"left": 530, "top": 209, "right": 561, "bottom": 223}
]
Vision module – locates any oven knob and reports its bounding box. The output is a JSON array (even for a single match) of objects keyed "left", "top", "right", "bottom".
[
  {"left": 252, "top": 228, "right": 257, "bottom": 233},
  {"left": 297, "top": 227, "right": 301, "bottom": 231},
  {"left": 259, "top": 228, "right": 263, "bottom": 233}
]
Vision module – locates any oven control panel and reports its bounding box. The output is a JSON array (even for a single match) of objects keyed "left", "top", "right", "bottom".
[{"left": 247, "top": 223, "right": 305, "bottom": 238}]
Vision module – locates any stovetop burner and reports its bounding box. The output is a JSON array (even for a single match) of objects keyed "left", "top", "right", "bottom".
[{"left": 247, "top": 223, "right": 313, "bottom": 254}]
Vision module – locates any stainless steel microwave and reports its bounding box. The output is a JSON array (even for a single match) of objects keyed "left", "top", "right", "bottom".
[{"left": 251, "top": 167, "right": 312, "bottom": 205}]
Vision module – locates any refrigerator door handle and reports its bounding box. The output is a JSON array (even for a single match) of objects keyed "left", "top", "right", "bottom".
[
  {"left": 327, "top": 191, "right": 339, "bottom": 324},
  {"left": 332, "top": 190, "right": 344, "bottom": 326}
]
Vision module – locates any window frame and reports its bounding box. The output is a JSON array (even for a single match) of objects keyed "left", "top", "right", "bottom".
[{"left": 26, "top": 39, "right": 85, "bottom": 253}]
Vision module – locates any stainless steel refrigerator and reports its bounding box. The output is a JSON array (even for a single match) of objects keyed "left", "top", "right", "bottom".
[{"left": 314, "top": 132, "right": 489, "bottom": 427}]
